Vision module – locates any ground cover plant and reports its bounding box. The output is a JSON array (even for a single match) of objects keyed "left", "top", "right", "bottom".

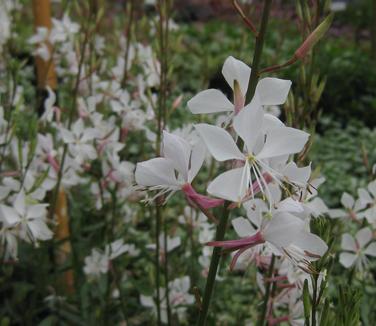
[{"left": 1, "top": 0, "right": 376, "bottom": 325}]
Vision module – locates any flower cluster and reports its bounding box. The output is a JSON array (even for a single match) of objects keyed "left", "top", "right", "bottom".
[{"left": 135, "top": 56, "right": 329, "bottom": 322}]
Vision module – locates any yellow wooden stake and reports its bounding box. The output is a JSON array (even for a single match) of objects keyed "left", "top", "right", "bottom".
[
  {"left": 32, "top": 0, "right": 74, "bottom": 294},
  {"left": 32, "top": 0, "right": 57, "bottom": 90}
]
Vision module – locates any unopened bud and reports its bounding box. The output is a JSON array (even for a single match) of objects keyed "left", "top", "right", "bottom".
[
  {"left": 172, "top": 95, "right": 183, "bottom": 110},
  {"left": 233, "top": 80, "right": 245, "bottom": 114},
  {"left": 295, "top": 13, "right": 334, "bottom": 60}
]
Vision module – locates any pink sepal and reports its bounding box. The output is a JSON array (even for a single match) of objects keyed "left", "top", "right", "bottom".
[{"left": 182, "top": 183, "right": 224, "bottom": 209}]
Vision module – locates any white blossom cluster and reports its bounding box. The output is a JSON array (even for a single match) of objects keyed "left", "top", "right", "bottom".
[{"left": 135, "top": 56, "right": 330, "bottom": 322}]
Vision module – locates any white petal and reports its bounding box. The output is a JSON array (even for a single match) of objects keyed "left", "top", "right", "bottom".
[
  {"left": 264, "top": 212, "right": 304, "bottom": 248},
  {"left": 188, "top": 141, "right": 206, "bottom": 183},
  {"left": 28, "top": 219, "right": 53, "bottom": 240},
  {"left": 194, "top": 123, "right": 243, "bottom": 161},
  {"left": 135, "top": 158, "right": 179, "bottom": 187},
  {"left": 262, "top": 113, "right": 284, "bottom": 131},
  {"left": 339, "top": 252, "right": 357, "bottom": 268},
  {"left": 233, "top": 101, "right": 264, "bottom": 153},
  {"left": 328, "top": 208, "right": 346, "bottom": 219},
  {"left": 304, "top": 197, "right": 328, "bottom": 217},
  {"left": 244, "top": 199, "right": 267, "bottom": 228},
  {"left": 14, "top": 190, "right": 26, "bottom": 217},
  {"left": 207, "top": 167, "right": 248, "bottom": 202},
  {"left": 291, "top": 231, "right": 328, "bottom": 259},
  {"left": 26, "top": 204, "right": 48, "bottom": 219},
  {"left": 275, "top": 198, "right": 304, "bottom": 213},
  {"left": 257, "top": 127, "right": 309, "bottom": 160},
  {"left": 355, "top": 227, "right": 372, "bottom": 248},
  {"left": 60, "top": 128, "right": 75, "bottom": 144},
  {"left": 255, "top": 78, "right": 292, "bottom": 105},
  {"left": 364, "top": 243, "right": 376, "bottom": 257},
  {"left": 368, "top": 180, "right": 376, "bottom": 198},
  {"left": 162, "top": 131, "right": 190, "bottom": 180},
  {"left": 358, "top": 188, "right": 373, "bottom": 205},
  {"left": 222, "top": 56, "right": 251, "bottom": 96},
  {"left": 341, "top": 233, "right": 356, "bottom": 252},
  {"left": 282, "top": 162, "right": 311, "bottom": 186},
  {"left": 341, "top": 192, "right": 354, "bottom": 210},
  {"left": 187, "top": 89, "right": 233, "bottom": 114},
  {"left": 232, "top": 217, "right": 255, "bottom": 237},
  {"left": 0, "top": 205, "right": 20, "bottom": 225}
]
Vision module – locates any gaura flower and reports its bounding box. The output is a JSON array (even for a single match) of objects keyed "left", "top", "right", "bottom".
[
  {"left": 208, "top": 199, "right": 327, "bottom": 271},
  {"left": 135, "top": 131, "right": 223, "bottom": 208},
  {"left": 329, "top": 191, "right": 365, "bottom": 220},
  {"left": 188, "top": 56, "right": 292, "bottom": 115},
  {"left": 195, "top": 102, "right": 309, "bottom": 204},
  {"left": 0, "top": 190, "right": 52, "bottom": 243},
  {"left": 339, "top": 227, "right": 376, "bottom": 272}
]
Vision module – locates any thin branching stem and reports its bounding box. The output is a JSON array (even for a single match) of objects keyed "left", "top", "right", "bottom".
[{"left": 197, "top": 2, "right": 273, "bottom": 325}]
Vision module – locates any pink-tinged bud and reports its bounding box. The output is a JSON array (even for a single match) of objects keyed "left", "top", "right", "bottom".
[
  {"left": 207, "top": 232, "right": 265, "bottom": 271},
  {"left": 1, "top": 170, "right": 20, "bottom": 177},
  {"left": 233, "top": 80, "right": 245, "bottom": 114},
  {"left": 47, "top": 153, "right": 60, "bottom": 173},
  {"left": 97, "top": 139, "right": 110, "bottom": 155},
  {"left": 265, "top": 275, "right": 288, "bottom": 283},
  {"left": 259, "top": 14, "right": 333, "bottom": 76},
  {"left": 207, "top": 231, "right": 265, "bottom": 250},
  {"left": 54, "top": 107, "right": 62, "bottom": 123},
  {"left": 182, "top": 183, "right": 224, "bottom": 209},
  {"left": 294, "top": 13, "right": 333, "bottom": 60},
  {"left": 268, "top": 315, "right": 290, "bottom": 326},
  {"left": 78, "top": 108, "right": 89, "bottom": 119},
  {"left": 172, "top": 95, "right": 183, "bottom": 111},
  {"left": 120, "top": 127, "right": 129, "bottom": 143}
]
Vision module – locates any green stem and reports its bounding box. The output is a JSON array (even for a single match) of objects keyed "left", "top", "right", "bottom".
[
  {"left": 197, "top": 2, "right": 273, "bottom": 325},
  {"left": 311, "top": 274, "right": 318, "bottom": 326},
  {"left": 155, "top": 205, "right": 162, "bottom": 325},
  {"left": 155, "top": 1, "right": 171, "bottom": 324},
  {"left": 257, "top": 254, "right": 275, "bottom": 326},
  {"left": 121, "top": 0, "right": 134, "bottom": 88},
  {"left": 196, "top": 204, "right": 231, "bottom": 326},
  {"left": 164, "top": 220, "right": 172, "bottom": 325},
  {"left": 246, "top": 0, "right": 273, "bottom": 103}
]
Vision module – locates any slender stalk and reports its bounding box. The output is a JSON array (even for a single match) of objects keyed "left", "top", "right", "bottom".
[
  {"left": 121, "top": 0, "right": 134, "bottom": 88},
  {"left": 48, "top": 19, "right": 92, "bottom": 220},
  {"left": 155, "top": 205, "right": 162, "bottom": 326},
  {"left": 246, "top": 0, "right": 273, "bottom": 103},
  {"left": 372, "top": 0, "right": 376, "bottom": 58},
  {"left": 154, "top": 1, "right": 172, "bottom": 324},
  {"left": 197, "top": 2, "right": 273, "bottom": 325},
  {"left": 311, "top": 273, "right": 318, "bottom": 326},
  {"left": 163, "top": 220, "right": 172, "bottom": 325},
  {"left": 196, "top": 204, "right": 231, "bottom": 326},
  {"left": 257, "top": 255, "right": 275, "bottom": 326}
]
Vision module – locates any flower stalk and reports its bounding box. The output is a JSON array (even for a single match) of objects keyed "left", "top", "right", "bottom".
[{"left": 197, "top": 2, "right": 273, "bottom": 325}]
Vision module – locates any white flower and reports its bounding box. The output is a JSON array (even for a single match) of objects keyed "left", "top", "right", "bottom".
[
  {"left": 0, "top": 190, "right": 52, "bottom": 244},
  {"left": 329, "top": 192, "right": 365, "bottom": 220},
  {"left": 59, "top": 119, "right": 99, "bottom": 163},
  {"left": 83, "top": 239, "right": 137, "bottom": 278},
  {"left": 41, "top": 87, "right": 57, "bottom": 122},
  {"left": 339, "top": 227, "right": 376, "bottom": 272},
  {"left": 135, "top": 131, "right": 221, "bottom": 208},
  {"left": 83, "top": 248, "right": 109, "bottom": 277},
  {"left": 188, "top": 56, "right": 291, "bottom": 115},
  {"left": 195, "top": 102, "right": 309, "bottom": 203},
  {"left": 140, "top": 276, "right": 194, "bottom": 324},
  {"left": 209, "top": 203, "right": 327, "bottom": 271},
  {"left": 357, "top": 180, "right": 376, "bottom": 224}
]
